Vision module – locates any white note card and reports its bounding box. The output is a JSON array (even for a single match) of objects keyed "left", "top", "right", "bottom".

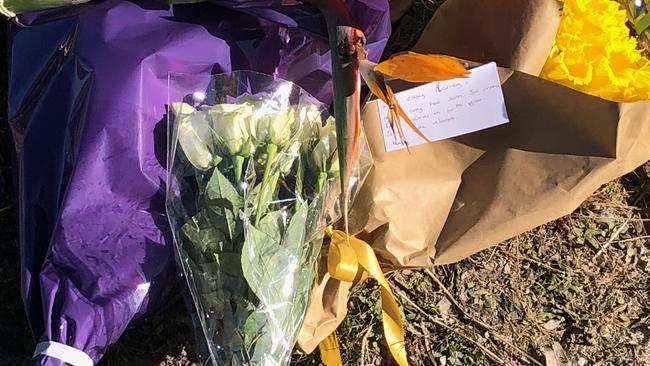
[{"left": 376, "top": 62, "right": 509, "bottom": 152}]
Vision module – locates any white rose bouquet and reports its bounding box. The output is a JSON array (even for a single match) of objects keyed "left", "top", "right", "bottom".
[{"left": 166, "top": 72, "right": 368, "bottom": 366}]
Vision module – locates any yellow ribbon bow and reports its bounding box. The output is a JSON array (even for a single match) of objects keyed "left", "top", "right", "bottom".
[{"left": 318, "top": 227, "right": 408, "bottom": 366}]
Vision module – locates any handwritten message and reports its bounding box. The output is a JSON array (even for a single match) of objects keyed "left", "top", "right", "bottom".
[{"left": 375, "top": 62, "right": 509, "bottom": 152}]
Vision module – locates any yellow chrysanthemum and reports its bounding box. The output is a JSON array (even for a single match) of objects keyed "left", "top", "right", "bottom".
[{"left": 541, "top": 0, "right": 650, "bottom": 102}]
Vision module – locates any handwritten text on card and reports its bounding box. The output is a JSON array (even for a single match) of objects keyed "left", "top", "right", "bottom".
[{"left": 376, "top": 62, "right": 509, "bottom": 152}]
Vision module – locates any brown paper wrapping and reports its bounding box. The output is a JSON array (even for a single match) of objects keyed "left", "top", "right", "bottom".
[{"left": 297, "top": 0, "right": 650, "bottom": 352}]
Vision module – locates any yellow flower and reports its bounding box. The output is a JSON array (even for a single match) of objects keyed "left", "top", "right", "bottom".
[{"left": 541, "top": 0, "right": 650, "bottom": 102}]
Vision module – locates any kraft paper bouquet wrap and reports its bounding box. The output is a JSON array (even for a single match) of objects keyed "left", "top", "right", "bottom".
[
  {"left": 6, "top": 1, "right": 389, "bottom": 364},
  {"left": 297, "top": 0, "right": 650, "bottom": 353}
]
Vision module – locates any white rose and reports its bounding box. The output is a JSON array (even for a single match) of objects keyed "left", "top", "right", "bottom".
[
  {"left": 310, "top": 138, "right": 329, "bottom": 172},
  {"left": 324, "top": 119, "right": 340, "bottom": 175},
  {"left": 172, "top": 102, "right": 214, "bottom": 170},
  {"left": 296, "top": 105, "right": 323, "bottom": 153},
  {"left": 209, "top": 103, "right": 254, "bottom": 156},
  {"left": 328, "top": 152, "right": 340, "bottom": 175},
  {"left": 308, "top": 118, "right": 341, "bottom": 174},
  {"left": 279, "top": 141, "right": 301, "bottom": 174},
  {"left": 253, "top": 107, "right": 296, "bottom": 146},
  {"left": 298, "top": 104, "right": 322, "bottom": 134}
]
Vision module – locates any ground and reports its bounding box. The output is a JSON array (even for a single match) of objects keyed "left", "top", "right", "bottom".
[{"left": 1, "top": 1, "right": 649, "bottom": 366}]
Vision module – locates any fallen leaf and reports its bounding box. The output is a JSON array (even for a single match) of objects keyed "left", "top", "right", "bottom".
[{"left": 543, "top": 319, "right": 563, "bottom": 331}]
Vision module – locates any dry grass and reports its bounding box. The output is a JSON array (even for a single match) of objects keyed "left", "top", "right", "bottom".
[{"left": 1, "top": 1, "right": 649, "bottom": 366}]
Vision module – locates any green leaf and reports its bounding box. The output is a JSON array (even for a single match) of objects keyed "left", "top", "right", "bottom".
[
  {"left": 233, "top": 297, "right": 257, "bottom": 332},
  {"left": 213, "top": 253, "right": 249, "bottom": 295},
  {"left": 206, "top": 167, "right": 243, "bottom": 207},
  {"left": 283, "top": 202, "right": 308, "bottom": 251},
  {"left": 241, "top": 224, "right": 287, "bottom": 301},
  {"left": 305, "top": 195, "right": 326, "bottom": 242},
  {"left": 295, "top": 157, "right": 304, "bottom": 200},
  {"left": 635, "top": 11, "right": 650, "bottom": 34},
  {"left": 205, "top": 168, "right": 244, "bottom": 241},
  {"left": 243, "top": 310, "right": 268, "bottom": 350},
  {"left": 257, "top": 210, "right": 282, "bottom": 243},
  {"left": 243, "top": 182, "right": 262, "bottom": 218},
  {"left": 207, "top": 205, "right": 240, "bottom": 247},
  {"left": 182, "top": 210, "right": 228, "bottom": 256}
]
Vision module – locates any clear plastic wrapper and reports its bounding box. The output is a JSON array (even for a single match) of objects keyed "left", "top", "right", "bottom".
[{"left": 166, "top": 71, "right": 371, "bottom": 365}]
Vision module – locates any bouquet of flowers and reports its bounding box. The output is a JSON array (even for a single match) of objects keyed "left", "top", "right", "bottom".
[
  {"left": 541, "top": 0, "right": 650, "bottom": 101},
  {"left": 166, "top": 71, "right": 370, "bottom": 365}
]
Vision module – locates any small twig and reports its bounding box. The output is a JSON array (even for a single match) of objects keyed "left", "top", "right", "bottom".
[
  {"left": 424, "top": 269, "right": 544, "bottom": 366},
  {"left": 610, "top": 235, "right": 650, "bottom": 244},
  {"left": 631, "top": 313, "right": 650, "bottom": 330},
  {"left": 591, "top": 202, "right": 641, "bottom": 210},
  {"left": 505, "top": 253, "right": 565, "bottom": 274},
  {"left": 486, "top": 245, "right": 500, "bottom": 263},
  {"left": 359, "top": 326, "right": 372, "bottom": 366},
  {"left": 419, "top": 320, "right": 431, "bottom": 354},
  {"left": 392, "top": 285, "right": 508, "bottom": 365},
  {"left": 0, "top": 205, "right": 11, "bottom": 214},
  {"left": 425, "top": 269, "right": 464, "bottom": 311},
  {"left": 571, "top": 214, "right": 650, "bottom": 222},
  {"left": 514, "top": 238, "right": 522, "bottom": 291},
  {"left": 594, "top": 219, "right": 630, "bottom": 260}
]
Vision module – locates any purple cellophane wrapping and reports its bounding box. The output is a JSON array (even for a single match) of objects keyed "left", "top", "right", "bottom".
[{"left": 7, "top": 1, "right": 389, "bottom": 364}]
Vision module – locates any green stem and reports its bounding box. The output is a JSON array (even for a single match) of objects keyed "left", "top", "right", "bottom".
[
  {"left": 296, "top": 158, "right": 304, "bottom": 200},
  {"left": 212, "top": 155, "right": 223, "bottom": 166},
  {"left": 255, "top": 144, "right": 279, "bottom": 225},
  {"left": 233, "top": 155, "right": 245, "bottom": 184},
  {"left": 315, "top": 171, "right": 328, "bottom": 196},
  {"left": 268, "top": 172, "right": 280, "bottom": 202},
  {"left": 635, "top": 11, "right": 650, "bottom": 34},
  {"left": 310, "top": 0, "right": 363, "bottom": 236},
  {"left": 262, "top": 144, "right": 278, "bottom": 183}
]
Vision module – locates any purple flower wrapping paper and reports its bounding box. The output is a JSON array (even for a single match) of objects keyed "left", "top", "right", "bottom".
[{"left": 7, "top": 1, "right": 389, "bottom": 364}]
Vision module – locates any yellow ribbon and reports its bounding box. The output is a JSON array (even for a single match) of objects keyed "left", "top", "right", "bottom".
[{"left": 318, "top": 227, "right": 408, "bottom": 366}]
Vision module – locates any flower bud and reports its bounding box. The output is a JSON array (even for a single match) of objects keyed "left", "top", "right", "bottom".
[
  {"left": 308, "top": 117, "right": 340, "bottom": 175},
  {"left": 298, "top": 104, "right": 322, "bottom": 133},
  {"left": 209, "top": 103, "right": 254, "bottom": 156},
  {"left": 297, "top": 105, "right": 323, "bottom": 154},
  {"left": 326, "top": 127, "right": 341, "bottom": 175},
  {"left": 171, "top": 102, "right": 214, "bottom": 170},
  {"left": 279, "top": 141, "right": 301, "bottom": 174},
  {"left": 310, "top": 137, "right": 330, "bottom": 173},
  {"left": 253, "top": 107, "right": 296, "bottom": 146}
]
